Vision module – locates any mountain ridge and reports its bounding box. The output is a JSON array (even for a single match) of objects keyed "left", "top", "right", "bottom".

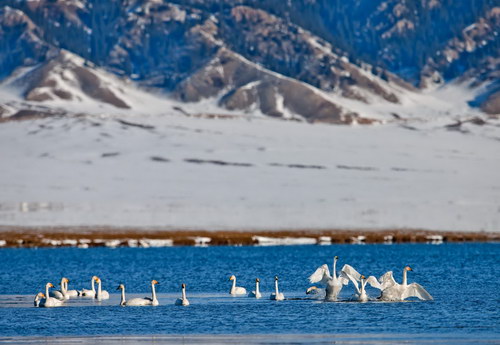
[{"left": 0, "top": 0, "right": 498, "bottom": 119}]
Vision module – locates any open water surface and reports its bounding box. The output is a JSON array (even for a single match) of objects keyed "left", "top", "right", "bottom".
[{"left": 0, "top": 243, "right": 498, "bottom": 342}]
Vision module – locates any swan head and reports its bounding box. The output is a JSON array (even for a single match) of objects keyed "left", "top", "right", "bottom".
[
  {"left": 306, "top": 286, "right": 318, "bottom": 294},
  {"left": 404, "top": 266, "right": 413, "bottom": 271},
  {"left": 152, "top": 280, "right": 159, "bottom": 285},
  {"left": 94, "top": 276, "right": 101, "bottom": 283},
  {"left": 334, "top": 256, "right": 339, "bottom": 260},
  {"left": 274, "top": 276, "right": 279, "bottom": 281},
  {"left": 360, "top": 275, "right": 366, "bottom": 280},
  {"left": 229, "top": 275, "right": 236, "bottom": 281},
  {"left": 63, "top": 278, "right": 69, "bottom": 284},
  {"left": 116, "top": 284, "right": 124, "bottom": 290},
  {"left": 255, "top": 278, "right": 260, "bottom": 283},
  {"left": 47, "top": 283, "right": 54, "bottom": 288},
  {"left": 181, "top": 283, "right": 186, "bottom": 288},
  {"left": 36, "top": 292, "right": 45, "bottom": 298},
  {"left": 92, "top": 275, "right": 98, "bottom": 281}
]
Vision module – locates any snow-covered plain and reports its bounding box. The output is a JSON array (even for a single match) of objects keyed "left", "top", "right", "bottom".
[{"left": 0, "top": 109, "right": 499, "bottom": 232}]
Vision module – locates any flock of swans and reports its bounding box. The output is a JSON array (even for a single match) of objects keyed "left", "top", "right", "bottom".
[
  {"left": 34, "top": 277, "right": 173, "bottom": 307},
  {"left": 33, "top": 256, "right": 432, "bottom": 307}
]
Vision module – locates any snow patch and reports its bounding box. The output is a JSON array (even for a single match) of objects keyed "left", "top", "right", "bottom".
[{"left": 253, "top": 236, "right": 317, "bottom": 246}]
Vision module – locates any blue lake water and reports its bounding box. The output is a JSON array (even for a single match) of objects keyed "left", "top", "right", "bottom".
[{"left": 0, "top": 243, "right": 498, "bottom": 341}]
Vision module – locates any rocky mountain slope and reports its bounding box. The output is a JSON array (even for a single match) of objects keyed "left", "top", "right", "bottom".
[{"left": 0, "top": 0, "right": 498, "bottom": 120}]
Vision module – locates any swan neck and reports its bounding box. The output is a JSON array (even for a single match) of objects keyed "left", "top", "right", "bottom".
[
  {"left": 120, "top": 287, "right": 126, "bottom": 305},
  {"left": 361, "top": 279, "right": 366, "bottom": 293},
  {"left": 402, "top": 270, "right": 408, "bottom": 286},
  {"left": 45, "top": 284, "right": 50, "bottom": 297},
  {"left": 333, "top": 259, "right": 337, "bottom": 279},
  {"left": 275, "top": 279, "right": 279, "bottom": 294},
  {"left": 91, "top": 278, "right": 96, "bottom": 293},
  {"left": 151, "top": 283, "right": 157, "bottom": 301},
  {"left": 182, "top": 287, "right": 186, "bottom": 300},
  {"left": 231, "top": 278, "right": 236, "bottom": 292},
  {"left": 256, "top": 281, "right": 260, "bottom": 294}
]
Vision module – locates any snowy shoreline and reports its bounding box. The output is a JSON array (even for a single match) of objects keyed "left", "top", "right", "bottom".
[{"left": 0, "top": 226, "right": 498, "bottom": 248}]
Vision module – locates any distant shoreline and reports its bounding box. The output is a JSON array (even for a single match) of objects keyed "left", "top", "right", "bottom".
[{"left": 0, "top": 226, "right": 498, "bottom": 248}]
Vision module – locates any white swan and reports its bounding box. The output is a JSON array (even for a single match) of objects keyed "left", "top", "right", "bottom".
[
  {"left": 63, "top": 279, "right": 78, "bottom": 298},
  {"left": 248, "top": 278, "right": 262, "bottom": 298},
  {"left": 270, "top": 276, "right": 285, "bottom": 301},
  {"left": 117, "top": 280, "right": 159, "bottom": 306},
  {"left": 229, "top": 275, "right": 246, "bottom": 295},
  {"left": 309, "top": 256, "right": 349, "bottom": 301},
  {"left": 49, "top": 277, "right": 69, "bottom": 300},
  {"left": 175, "top": 283, "right": 190, "bottom": 306},
  {"left": 42, "top": 283, "right": 64, "bottom": 307},
  {"left": 378, "top": 266, "right": 433, "bottom": 301},
  {"left": 79, "top": 276, "right": 98, "bottom": 298},
  {"left": 95, "top": 276, "right": 110, "bottom": 301},
  {"left": 34, "top": 292, "right": 45, "bottom": 307}
]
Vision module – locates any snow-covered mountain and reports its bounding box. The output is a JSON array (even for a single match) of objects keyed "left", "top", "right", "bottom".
[{"left": 0, "top": 0, "right": 498, "bottom": 119}]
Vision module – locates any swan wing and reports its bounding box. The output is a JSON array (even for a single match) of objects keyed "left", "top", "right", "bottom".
[
  {"left": 49, "top": 290, "right": 65, "bottom": 300},
  {"left": 66, "top": 290, "right": 79, "bottom": 298},
  {"left": 309, "top": 264, "right": 331, "bottom": 284},
  {"left": 340, "top": 264, "right": 360, "bottom": 285},
  {"left": 341, "top": 264, "right": 361, "bottom": 281},
  {"left": 340, "top": 270, "right": 360, "bottom": 294},
  {"left": 365, "top": 276, "right": 383, "bottom": 290},
  {"left": 379, "top": 271, "right": 397, "bottom": 290},
  {"left": 126, "top": 298, "right": 151, "bottom": 306},
  {"left": 404, "top": 283, "right": 433, "bottom": 301},
  {"left": 175, "top": 298, "right": 186, "bottom": 306}
]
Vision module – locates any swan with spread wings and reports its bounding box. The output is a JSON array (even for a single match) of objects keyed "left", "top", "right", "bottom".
[
  {"left": 340, "top": 264, "right": 382, "bottom": 302},
  {"left": 308, "top": 256, "right": 354, "bottom": 301},
  {"left": 378, "top": 266, "right": 433, "bottom": 301}
]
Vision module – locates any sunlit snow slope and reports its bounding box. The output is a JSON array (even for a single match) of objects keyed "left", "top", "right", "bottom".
[{"left": 0, "top": 112, "right": 499, "bottom": 232}]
